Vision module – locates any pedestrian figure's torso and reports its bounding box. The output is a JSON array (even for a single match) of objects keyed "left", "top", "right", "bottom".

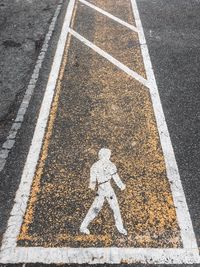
[{"left": 91, "top": 159, "right": 117, "bottom": 197}]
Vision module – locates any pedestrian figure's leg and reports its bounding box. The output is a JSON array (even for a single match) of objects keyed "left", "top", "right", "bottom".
[
  {"left": 80, "top": 194, "right": 104, "bottom": 234},
  {"left": 107, "top": 193, "right": 127, "bottom": 235}
]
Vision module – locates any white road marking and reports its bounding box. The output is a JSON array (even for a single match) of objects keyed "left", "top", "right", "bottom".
[
  {"left": 80, "top": 148, "right": 127, "bottom": 236},
  {"left": 0, "top": 0, "right": 76, "bottom": 262},
  {"left": 69, "top": 28, "right": 150, "bottom": 88},
  {"left": 0, "top": 247, "right": 200, "bottom": 264},
  {"left": 79, "top": 0, "right": 138, "bottom": 33},
  {"left": 130, "top": 0, "right": 199, "bottom": 253},
  {"left": 0, "top": 0, "right": 200, "bottom": 265},
  {"left": 0, "top": 0, "right": 63, "bottom": 172}
]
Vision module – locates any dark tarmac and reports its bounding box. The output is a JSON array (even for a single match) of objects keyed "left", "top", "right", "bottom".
[
  {"left": 0, "top": 0, "right": 59, "bottom": 145},
  {"left": 137, "top": 0, "right": 200, "bottom": 250}
]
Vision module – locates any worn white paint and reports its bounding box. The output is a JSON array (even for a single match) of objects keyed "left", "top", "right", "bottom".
[
  {"left": 0, "top": 0, "right": 200, "bottom": 264},
  {"left": 0, "top": 1, "right": 63, "bottom": 172},
  {"left": 1, "top": 247, "right": 200, "bottom": 264},
  {"left": 80, "top": 148, "right": 127, "bottom": 235},
  {"left": 79, "top": 0, "right": 138, "bottom": 33},
  {"left": 69, "top": 28, "right": 150, "bottom": 88},
  {"left": 0, "top": 0, "right": 76, "bottom": 262}
]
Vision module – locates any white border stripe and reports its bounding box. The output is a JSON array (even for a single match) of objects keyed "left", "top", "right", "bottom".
[
  {"left": 0, "top": 1, "right": 63, "bottom": 172},
  {"left": 130, "top": 0, "right": 199, "bottom": 252},
  {"left": 69, "top": 28, "right": 149, "bottom": 88},
  {"left": 0, "top": 248, "right": 200, "bottom": 264},
  {"left": 0, "top": 0, "right": 76, "bottom": 261},
  {"left": 79, "top": 0, "right": 138, "bottom": 33}
]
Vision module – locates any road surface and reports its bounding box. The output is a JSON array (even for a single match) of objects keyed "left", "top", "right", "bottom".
[{"left": 0, "top": 0, "right": 200, "bottom": 266}]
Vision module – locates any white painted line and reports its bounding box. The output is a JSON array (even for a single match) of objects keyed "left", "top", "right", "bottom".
[
  {"left": 79, "top": 0, "right": 138, "bottom": 33},
  {"left": 69, "top": 29, "right": 150, "bottom": 88},
  {"left": 130, "top": 0, "right": 199, "bottom": 255},
  {"left": 0, "top": 247, "right": 200, "bottom": 264},
  {"left": 0, "top": 0, "right": 76, "bottom": 261},
  {"left": 0, "top": 1, "right": 63, "bottom": 172}
]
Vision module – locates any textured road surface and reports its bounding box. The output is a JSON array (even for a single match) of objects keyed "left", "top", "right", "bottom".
[
  {"left": 0, "top": 0, "right": 200, "bottom": 266},
  {"left": 0, "top": 0, "right": 59, "bottom": 145},
  {"left": 137, "top": 0, "right": 200, "bottom": 250},
  {"left": 0, "top": 0, "right": 69, "bottom": 246}
]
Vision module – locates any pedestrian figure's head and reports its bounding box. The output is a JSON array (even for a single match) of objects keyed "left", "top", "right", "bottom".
[{"left": 98, "top": 148, "right": 111, "bottom": 160}]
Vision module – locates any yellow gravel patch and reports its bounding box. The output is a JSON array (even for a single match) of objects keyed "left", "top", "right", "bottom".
[{"left": 18, "top": 36, "right": 181, "bottom": 248}]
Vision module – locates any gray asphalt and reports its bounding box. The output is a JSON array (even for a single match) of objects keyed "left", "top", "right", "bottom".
[
  {"left": 0, "top": 0, "right": 200, "bottom": 266},
  {"left": 0, "top": 0, "right": 69, "bottom": 246},
  {"left": 0, "top": 0, "right": 58, "bottom": 146},
  {"left": 137, "top": 0, "right": 200, "bottom": 249}
]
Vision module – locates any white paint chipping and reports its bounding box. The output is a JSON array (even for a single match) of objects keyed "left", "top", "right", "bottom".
[
  {"left": 69, "top": 28, "right": 150, "bottom": 88},
  {"left": 79, "top": 0, "right": 138, "bottom": 33},
  {"left": 0, "top": 1, "right": 63, "bottom": 172},
  {"left": 0, "top": 247, "right": 200, "bottom": 264},
  {"left": 0, "top": 0, "right": 200, "bottom": 265}
]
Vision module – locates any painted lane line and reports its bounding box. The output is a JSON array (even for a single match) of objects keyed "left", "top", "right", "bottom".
[
  {"left": 0, "top": 0, "right": 76, "bottom": 262},
  {"left": 0, "top": 247, "right": 200, "bottom": 264},
  {"left": 69, "top": 29, "right": 150, "bottom": 88},
  {"left": 79, "top": 0, "right": 138, "bottom": 33},
  {"left": 131, "top": 0, "right": 199, "bottom": 256},
  {"left": 0, "top": 1, "right": 63, "bottom": 172}
]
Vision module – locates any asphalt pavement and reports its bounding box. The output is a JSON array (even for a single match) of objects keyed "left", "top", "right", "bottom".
[
  {"left": 137, "top": 0, "right": 200, "bottom": 249},
  {"left": 0, "top": 0, "right": 59, "bottom": 145}
]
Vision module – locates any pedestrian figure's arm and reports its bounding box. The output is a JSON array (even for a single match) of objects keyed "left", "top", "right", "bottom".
[
  {"left": 113, "top": 173, "right": 126, "bottom": 191},
  {"left": 89, "top": 165, "right": 96, "bottom": 190}
]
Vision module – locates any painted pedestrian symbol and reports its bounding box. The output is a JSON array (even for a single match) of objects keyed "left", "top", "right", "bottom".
[{"left": 80, "top": 148, "right": 127, "bottom": 235}]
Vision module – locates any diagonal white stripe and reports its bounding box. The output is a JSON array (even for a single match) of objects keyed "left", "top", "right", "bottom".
[
  {"left": 79, "top": 0, "right": 138, "bottom": 33},
  {"left": 69, "top": 29, "right": 149, "bottom": 89}
]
